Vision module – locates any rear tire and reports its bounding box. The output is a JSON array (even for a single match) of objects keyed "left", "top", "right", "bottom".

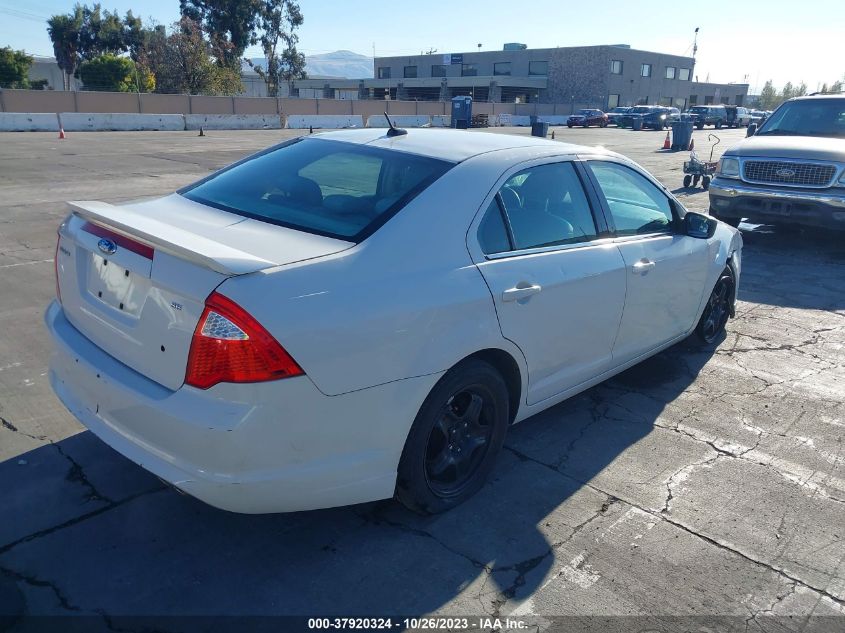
[
  {"left": 395, "top": 359, "right": 509, "bottom": 515},
  {"left": 695, "top": 266, "right": 735, "bottom": 344}
]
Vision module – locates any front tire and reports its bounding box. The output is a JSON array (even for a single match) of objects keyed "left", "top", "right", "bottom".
[
  {"left": 395, "top": 359, "right": 510, "bottom": 514},
  {"left": 695, "top": 266, "right": 734, "bottom": 344}
]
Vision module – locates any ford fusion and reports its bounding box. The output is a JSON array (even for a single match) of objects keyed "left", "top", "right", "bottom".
[{"left": 47, "top": 129, "right": 742, "bottom": 514}]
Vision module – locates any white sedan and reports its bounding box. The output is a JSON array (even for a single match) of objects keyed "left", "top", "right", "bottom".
[{"left": 47, "top": 128, "right": 742, "bottom": 514}]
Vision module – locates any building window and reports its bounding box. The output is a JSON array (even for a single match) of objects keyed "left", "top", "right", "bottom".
[
  {"left": 704, "top": 96, "right": 714, "bottom": 105},
  {"left": 461, "top": 63, "right": 478, "bottom": 77},
  {"left": 608, "top": 94, "right": 620, "bottom": 109},
  {"left": 610, "top": 60, "right": 623, "bottom": 74},
  {"left": 665, "top": 66, "right": 676, "bottom": 79},
  {"left": 640, "top": 63, "right": 651, "bottom": 77},
  {"left": 377, "top": 67, "right": 391, "bottom": 79},
  {"left": 403, "top": 65, "right": 417, "bottom": 78},
  {"left": 494, "top": 62, "right": 511, "bottom": 76},
  {"left": 721, "top": 96, "right": 730, "bottom": 104},
  {"left": 659, "top": 96, "right": 672, "bottom": 106},
  {"left": 689, "top": 95, "right": 698, "bottom": 105},
  {"left": 673, "top": 97, "right": 687, "bottom": 109},
  {"left": 528, "top": 61, "right": 548, "bottom": 76},
  {"left": 431, "top": 64, "right": 447, "bottom": 77},
  {"left": 736, "top": 94, "right": 744, "bottom": 106},
  {"left": 679, "top": 68, "right": 690, "bottom": 81},
  {"left": 636, "top": 96, "right": 648, "bottom": 105}
]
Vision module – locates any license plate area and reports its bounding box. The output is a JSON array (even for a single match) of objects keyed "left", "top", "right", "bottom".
[{"left": 87, "top": 253, "right": 150, "bottom": 317}]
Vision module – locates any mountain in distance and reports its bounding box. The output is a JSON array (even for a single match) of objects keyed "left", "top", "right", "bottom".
[{"left": 245, "top": 50, "right": 374, "bottom": 79}]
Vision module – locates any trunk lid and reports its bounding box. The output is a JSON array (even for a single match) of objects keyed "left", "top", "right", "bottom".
[{"left": 55, "top": 195, "right": 352, "bottom": 390}]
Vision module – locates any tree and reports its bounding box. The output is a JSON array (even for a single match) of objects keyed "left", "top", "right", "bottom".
[
  {"left": 78, "top": 4, "right": 126, "bottom": 59},
  {"left": 759, "top": 80, "right": 778, "bottom": 110},
  {"left": 0, "top": 47, "right": 33, "bottom": 89},
  {"left": 250, "top": 0, "right": 306, "bottom": 97},
  {"left": 781, "top": 81, "right": 794, "bottom": 102},
  {"left": 179, "top": 0, "right": 261, "bottom": 68},
  {"left": 793, "top": 81, "right": 807, "bottom": 98},
  {"left": 145, "top": 18, "right": 242, "bottom": 95},
  {"left": 829, "top": 80, "right": 843, "bottom": 94},
  {"left": 47, "top": 7, "right": 84, "bottom": 90},
  {"left": 79, "top": 53, "right": 152, "bottom": 92}
]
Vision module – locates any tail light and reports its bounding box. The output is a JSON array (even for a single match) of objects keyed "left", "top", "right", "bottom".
[
  {"left": 54, "top": 232, "right": 62, "bottom": 304},
  {"left": 185, "top": 292, "right": 303, "bottom": 390}
]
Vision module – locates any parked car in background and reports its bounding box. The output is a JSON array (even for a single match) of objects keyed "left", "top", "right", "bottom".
[
  {"left": 749, "top": 110, "right": 770, "bottom": 126},
  {"left": 643, "top": 107, "right": 681, "bottom": 130},
  {"left": 47, "top": 128, "right": 742, "bottom": 515},
  {"left": 606, "top": 106, "right": 632, "bottom": 126},
  {"left": 724, "top": 106, "right": 753, "bottom": 128},
  {"left": 618, "top": 106, "right": 660, "bottom": 128},
  {"left": 567, "top": 109, "right": 608, "bottom": 128},
  {"left": 687, "top": 105, "right": 728, "bottom": 129},
  {"left": 709, "top": 94, "right": 845, "bottom": 230}
]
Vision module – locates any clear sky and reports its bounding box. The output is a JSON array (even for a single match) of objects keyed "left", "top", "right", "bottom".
[{"left": 2, "top": 0, "right": 843, "bottom": 94}]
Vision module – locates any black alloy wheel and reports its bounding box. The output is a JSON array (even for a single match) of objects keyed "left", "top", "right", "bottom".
[
  {"left": 396, "top": 359, "right": 509, "bottom": 514},
  {"left": 696, "top": 267, "right": 734, "bottom": 343}
]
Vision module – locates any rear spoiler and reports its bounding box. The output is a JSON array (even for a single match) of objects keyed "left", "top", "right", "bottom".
[{"left": 67, "top": 201, "right": 278, "bottom": 275}]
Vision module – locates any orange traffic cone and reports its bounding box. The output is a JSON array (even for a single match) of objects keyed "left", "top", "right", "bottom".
[
  {"left": 688, "top": 138, "right": 694, "bottom": 151},
  {"left": 662, "top": 131, "right": 671, "bottom": 149},
  {"left": 58, "top": 127, "right": 66, "bottom": 139}
]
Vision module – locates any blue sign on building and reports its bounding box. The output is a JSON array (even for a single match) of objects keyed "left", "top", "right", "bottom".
[{"left": 450, "top": 53, "right": 463, "bottom": 65}]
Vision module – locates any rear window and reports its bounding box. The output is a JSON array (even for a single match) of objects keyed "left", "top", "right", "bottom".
[{"left": 180, "top": 138, "right": 453, "bottom": 241}]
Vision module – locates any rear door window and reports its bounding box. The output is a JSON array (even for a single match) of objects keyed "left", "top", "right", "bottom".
[{"left": 180, "top": 138, "right": 453, "bottom": 241}]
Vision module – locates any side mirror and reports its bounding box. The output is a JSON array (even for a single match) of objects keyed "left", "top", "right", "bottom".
[
  {"left": 746, "top": 123, "right": 757, "bottom": 137},
  {"left": 685, "top": 212, "right": 717, "bottom": 239}
]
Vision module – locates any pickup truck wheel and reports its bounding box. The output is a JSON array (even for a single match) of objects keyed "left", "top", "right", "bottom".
[
  {"left": 696, "top": 267, "right": 735, "bottom": 344},
  {"left": 395, "top": 359, "right": 509, "bottom": 515},
  {"left": 567, "top": 124, "right": 573, "bottom": 128},
  {"left": 696, "top": 121, "right": 704, "bottom": 130}
]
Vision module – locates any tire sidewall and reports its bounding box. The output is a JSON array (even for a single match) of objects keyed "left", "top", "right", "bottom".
[{"left": 395, "top": 360, "right": 510, "bottom": 514}]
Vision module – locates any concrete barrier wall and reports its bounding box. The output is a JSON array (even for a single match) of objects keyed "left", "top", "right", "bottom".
[
  {"left": 141, "top": 93, "right": 189, "bottom": 114},
  {"left": 539, "top": 115, "right": 569, "bottom": 125},
  {"left": 60, "top": 112, "right": 185, "bottom": 131},
  {"left": 76, "top": 91, "right": 138, "bottom": 113},
  {"left": 285, "top": 115, "right": 363, "bottom": 129},
  {"left": 233, "top": 96, "right": 278, "bottom": 115},
  {"left": 1, "top": 90, "right": 75, "bottom": 113},
  {"left": 430, "top": 115, "right": 450, "bottom": 127},
  {"left": 189, "top": 95, "right": 234, "bottom": 114},
  {"left": 0, "top": 88, "right": 585, "bottom": 125},
  {"left": 185, "top": 114, "right": 281, "bottom": 130},
  {"left": 0, "top": 112, "right": 59, "bottom": 131},
  {"left": 367, "top": 115, "right": 432, "bottom": 128}
]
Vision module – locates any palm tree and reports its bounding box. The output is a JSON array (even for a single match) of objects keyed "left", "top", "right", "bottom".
[{"left": 47, "top": 7, "right": 83, "bottom": 90}]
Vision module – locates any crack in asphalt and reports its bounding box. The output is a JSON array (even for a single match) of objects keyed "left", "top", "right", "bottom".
[
  {"left": 0, "top": 487, "right": 166, "bottom": 557},
  {"left": 0, "top": 563, "right": 82, "bottom": 613},
  {"left": 502, "top": 445, "right": 845, "bottom": 609}
]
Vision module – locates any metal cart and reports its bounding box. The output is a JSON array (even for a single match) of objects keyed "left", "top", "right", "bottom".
[{"left": 682, "top": 133, "right": 720, "bottom": 190}]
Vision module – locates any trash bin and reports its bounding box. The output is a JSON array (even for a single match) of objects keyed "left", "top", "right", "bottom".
[
  {"left": 671, "top": 120, "right": 694, "bottom": 150},
  {"left": 531, "top": 121, "right": 549, "bottom": 137},
  {"left": 631, "top": 116, "right": 643, "bottom": 131}
]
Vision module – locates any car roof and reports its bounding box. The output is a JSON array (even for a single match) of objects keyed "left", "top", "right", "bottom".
[{"left": 310, "top": 128, "right": 590, "bottom": 163}]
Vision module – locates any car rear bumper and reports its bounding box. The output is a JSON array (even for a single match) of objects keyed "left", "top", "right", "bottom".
[
  {"left": 45, "top": 301, "right": 440, "bottom": 513},
  {"left": 709, "top": 179, "right": 845, "bottom": 229}
]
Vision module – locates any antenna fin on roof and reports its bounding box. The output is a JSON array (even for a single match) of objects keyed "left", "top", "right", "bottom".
[{"left": 384, "top": 112, "right": 407, "bottom": 137}]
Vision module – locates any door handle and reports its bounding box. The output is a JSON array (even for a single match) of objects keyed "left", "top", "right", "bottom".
[
  {"left": 502, "top": 284, "right": 542, "bottom": 302},
  {"left": 632, "top": 259, "right": 656, "bottom": 274}
]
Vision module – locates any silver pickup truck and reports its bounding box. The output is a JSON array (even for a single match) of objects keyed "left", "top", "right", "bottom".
[{"left": 708, "top": 94, "right": 845, "bottom": 230}]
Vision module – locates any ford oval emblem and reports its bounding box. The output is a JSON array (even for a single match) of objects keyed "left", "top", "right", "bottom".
[
  {"left": 97, "top": 238, "right": 117, "bottom": 255},
  {"left": 775, "top": 168, "right": 796, "bottom": 179}
]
